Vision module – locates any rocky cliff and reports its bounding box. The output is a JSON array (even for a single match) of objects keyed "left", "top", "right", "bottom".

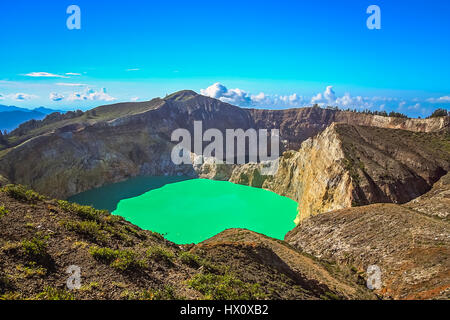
[
  {"left": 285, "top": 185, "right": 450, "bottom": 299},
  {"left": 405, "top": 172, "right": 450, "bottom": 220},
  {"left": 226, "top": 123, "right": 450, "bottom": 222}
]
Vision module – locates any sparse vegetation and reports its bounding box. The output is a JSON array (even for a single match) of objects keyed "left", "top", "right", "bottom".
[
  {"left": 0, "top": 205, "right": 8, "bottom": 218},
  {"left": 187, "top": 272, "right": 266, "bottom": 300},
  {"left": 147, "top": 246, "right": 175, "bottom": 265},
  {"left": 428, "top": 108, "right": 449, "bottom": 118},
  {"left": 2, "top": 185, "right": 44, "bottom": 203},
  {"left": 22, "top": 235, "right": 49, "bottom": 262},
  {"left": 16, "top": 263, "right": 47, "bottom": 278},
  {"left": 89, "top": 246, "right": 147, "bottom": 271},
  {"left": 178, "top": 251, "right": 220, "bottom": 273},
  {"left": 178, "top": 251, "right": 202, "bottom": 268},
  {"left": 63, "top": 220, "right": 106, "bottom": 243},
  {"left": 34, "top": 286, "right": 74, "bottom": 300},
  {"left": 58, "top": 200, "right": 107, "bottom": 222}
]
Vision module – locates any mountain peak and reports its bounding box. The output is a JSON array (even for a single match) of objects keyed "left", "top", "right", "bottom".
[{"left": 164, "top": 90, "right": 198, "bottom": 102}]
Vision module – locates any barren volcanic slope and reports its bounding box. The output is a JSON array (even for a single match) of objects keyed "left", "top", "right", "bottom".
[
  {"left": 285, "top": 175, "right": 450, "bottom": 300},
  {"left": 0, "top": 185, "right": 374, "bottom": 300}
]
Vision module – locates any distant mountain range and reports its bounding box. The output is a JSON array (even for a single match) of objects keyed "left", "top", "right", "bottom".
[{"left": 0, "top": 105, "right": 63, "bottom": 132}]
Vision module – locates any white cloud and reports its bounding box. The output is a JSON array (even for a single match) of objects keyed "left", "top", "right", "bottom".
[
  {"left": 49, "top": 92, "right": 64, "bottom": 102},
  {"left": 68, "top": 88, "right": 116, "bottom": 102},
  {"left": 55, "top": 83, "right": 87, "bottom": 87},
  {"left": 408, "top": 103, "right": 421, "bottom": 110},
  {"left": 131, "top": 97, "right": 139, "bottom": 102},
  {"left": 200, "top": 83, "right": 306, "bottom": 108},
  {"left": 200, "top": 83, "right": 252, "bottom": 106},
  {"left": 200, "top": 83, "right": 432, "bottom": 114},
  {"left": 427, "top": 96, "right": 450, "bottom": 103},
  {"left": 12, "top": 93, "right": 38, "bottom": 101},
  {"left": 0, "top": 94, "right": 4, "bottom": 100},
  {"left": 65, "top": 72, "right": 81, "bottom": 76},
  {"left": 311, "top": 86, "right": 336, "bottom": 105},
  {"left": 126, "top": 68, "right": 140, "bottom": 72},
  {"left": 25, "top": 72, "right": 69, "bottom": 78}
]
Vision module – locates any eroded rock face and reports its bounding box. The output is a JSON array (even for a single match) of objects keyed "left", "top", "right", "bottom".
[
  {"left": 285, "top": 203, "right": 450, "bottom": 300},
  {"left": 0, "top": 174, "right": 9, "bottom": 186},
  {"left": 0, "top": 90, "right": 448, "bottom": 201},
  {"left": 261, "top": 124, "right": 354, "bottom": 223},
  {"left": 224, "top": 123, "right": 450, "bottom": 223},
  {"left": 405, "top": 172, "right": 450, "bottom": 220}
]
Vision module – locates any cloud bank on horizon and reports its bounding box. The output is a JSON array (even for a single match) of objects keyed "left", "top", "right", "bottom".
[
  {"left": 1, "top": 79, "right": 449, "bottom": 118},
  {"left": 199, "top": 83, "right": 449, "bottom": 116}
]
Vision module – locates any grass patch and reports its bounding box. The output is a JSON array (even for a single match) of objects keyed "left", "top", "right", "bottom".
[
  {"left": 187, "top": 273, "right": 266, "bottom": 300},
  {"left": 22, "top": 235, "right": 49, "bottom": 261},
  {"left": 2, "top": 185, "right": 44, "bottom": 203},
  {"left": 16, "top": 263, "right": 47, "bottom": 278},
  {"left": 178, "top": 251, "right": 202, "bottom": 268},
  {"left": 34, "top": 286, "right": 74, "bottom": 300},
  {"left": 0, "top": 292, "right": 22, "bottom": 300},
  {"left": 177, "top": 251, "right": 220, "bottom": 273},
  {"left": 58, "top": 200, "right": 108, "bottom": 222},
  {"left": 147, "top": 246, "right": 175, "bottom": 265},
  {"left": 89, "top": 246, "right": 147, "bottom": 271},
  {"left": 0, "top": 205, "right": 8, "bottom": 218},
  {"left": 153, "top": 285, "right": 181, "bottom": 300},
  {"left": 63, "top": 220, "right": 106, "bottom": 243}
]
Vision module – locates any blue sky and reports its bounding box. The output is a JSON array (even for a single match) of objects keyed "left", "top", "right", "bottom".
[{"left": 0, "top": 0, "right": 449, "bottom": 117}]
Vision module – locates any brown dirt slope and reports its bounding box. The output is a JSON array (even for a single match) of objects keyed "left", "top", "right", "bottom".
[
  {"left": 286, "top": 203, "right": 450, "bottom": 300},
  {"left": 194, "top": 229, "right": 376, "bottom": 300},
  {"left": 0, "top": 185, "right": 374, "bottom": 300},
  {"left": 335, "top": 124, "right": 450, "bottom": 207},
  {"left": 405, "top": 172, "right": 450, "bottom": 221}
]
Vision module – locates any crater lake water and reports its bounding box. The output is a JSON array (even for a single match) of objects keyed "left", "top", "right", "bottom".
[{"left": 68, "top": 177, "right": 298, "bottom": 244}]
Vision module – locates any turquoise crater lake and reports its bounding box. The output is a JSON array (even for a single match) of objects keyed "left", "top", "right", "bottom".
[{"left": 68, "top": 177, "right": 298, "bottom": 244}]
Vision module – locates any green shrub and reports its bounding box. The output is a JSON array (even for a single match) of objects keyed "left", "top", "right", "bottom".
[
  {"left": 63, "top": 220, "right": 106, "bottom": 242},
  {"left": 178, "top": 251, "right": 202, "bottom": 268},
  {"left": 0, "top": 205, "right": 8, "bottom": 218},
  {"left": 89, "top": 247, "right": 147, "bottom": 271},
  {"left": 187, "top": 273, "right": 265, "bottom": 300},
  {"left": 34, "top": 286, "right": 74, "bottom": 300},
  {"left": 2, "top": 185, "right": 44, "bottom": 203},
  {"left": 111, "top": 250, "right": 147, "bottom": 271},
  {"left": 89, "top": 247, "right": 118, "bottom": 263},
  {"left": 153, "top": 285, "right": 180, "bottom": 300},
  {"left": 58, "top": 200, "right": 107, "bottom": 222},
  {"left": 177, "top": 251, "right": 220, "bottom": 273},
  {"left": 22, "top": 236, "right": 48, "bottom": 261},
  {"left": 16, "top": 263, "right": 47, "bottom": 278},
  {"left": 147, "top": 246, "right": 175, "bottom": 265}
]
